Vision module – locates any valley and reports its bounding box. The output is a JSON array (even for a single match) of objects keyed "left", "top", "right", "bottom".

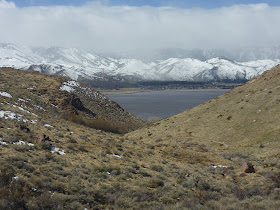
[
  {"left": 1, "top": 66, "right": 280, "bottom": 209},
  {"left": 1, "top": 1, "right": 280, "bottom": 209}
]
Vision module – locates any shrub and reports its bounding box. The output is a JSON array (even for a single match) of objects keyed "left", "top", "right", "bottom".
[
  {"left": 139, "top": 169, "right": 152, "bottom": 177},
  {"left": 65, "top": 114, "right": 127, "bottom": 134},
  {"left": 124, "top": 166, "right": 137, "bottom": 174},
  {"left": 26, "top": 192, "right": 63, "bottom": 209},
  {"left": 78, "top": 145, "right": 88, "bottom": 152},
  {"left": 151, "top": 165, "right": 164, "bottom": 172},
  {"left": 132, "top": 189, "right": 155, "bottom": 202},
  {"left": 14, "top": 144, "right": 33, "bottom": 152},
  {"left": 67, "top": 144, "right": 76, "bottom": 151},
  {"left": 41, "top": 142, "right": 52, "bottom": 151},
  {"left": 22, "top": 163, "right": 35, "bottom": 173},
  {"left": 139, "top": 178, "right": 165, "bottom": 188},
  {"left": 68, "top": 138, "right": 77, "bottom": 143},
  {"left": 147, "top": 144, "right": 155, "bottom": 149},
  {"left": 269, "top": 172, "right": 280, "bottom": 188},
  {"left": 0, "top": 168, "right": 15, "bottom": 187}
]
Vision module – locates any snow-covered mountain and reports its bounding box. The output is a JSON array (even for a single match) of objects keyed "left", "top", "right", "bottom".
[
  {"left": 0, "top": 43, "right": 279, "bottom": 87},
  {"left": 104, "top": 47, "right": 280, "bottom": 62}
]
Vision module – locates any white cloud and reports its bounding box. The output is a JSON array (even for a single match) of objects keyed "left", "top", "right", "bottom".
[
  {"left": 0, "top": 0, "right": 15, "bottom": 8},
  {"left": 0, "top": 1, "right": 279, "bottom": 52}
]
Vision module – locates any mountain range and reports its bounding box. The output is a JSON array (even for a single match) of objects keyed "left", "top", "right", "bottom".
[
  {"left": 104, "top": 46, "right": 280, "bottom": 62},
  {"left": 0, "top": 43, "right": 279, "bottom": 87}
]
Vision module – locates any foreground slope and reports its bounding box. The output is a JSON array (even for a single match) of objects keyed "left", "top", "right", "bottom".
[
  {"left": 0, "top": 67, "right": 280, "bottom": 209},
  {"left": 125, "top": 65, "right": 280, "bottom": 207}
]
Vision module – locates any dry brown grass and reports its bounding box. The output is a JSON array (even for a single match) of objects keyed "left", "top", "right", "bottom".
[
  {"left": 129, "top": 64, "right": 280, "bottom": 161},
  {"left": 1, "top": 67, "right": 280, "bottom": 209},
  {"left": 65, "top": 113, "right": 127, "bottom": 134}
]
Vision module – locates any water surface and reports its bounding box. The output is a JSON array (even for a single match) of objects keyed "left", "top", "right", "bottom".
[{"left": 107, "top": 89, "right": 229, "bottom": 120}]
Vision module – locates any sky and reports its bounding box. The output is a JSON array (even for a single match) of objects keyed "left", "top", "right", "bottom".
[
  {"left": 5, "top": 0, "right": 280, "bottom": 8},
  {"left": 0, "top": 0, "right": 280, "bottom": 53}
]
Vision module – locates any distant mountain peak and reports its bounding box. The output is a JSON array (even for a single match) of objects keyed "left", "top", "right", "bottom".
[{"left": 0, "top": 43, "right": 279, "bottom": 88}]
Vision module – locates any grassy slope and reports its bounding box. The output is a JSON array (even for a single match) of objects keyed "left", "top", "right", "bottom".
[
  {"left": 129, "top": 64, "right": 280, "bottom": 160},
  {"left": 0, "top": 68, "right": 145, "bottom": 132},
  {"left": 0, "top": 67, "right": 280, "bottom": 209}
]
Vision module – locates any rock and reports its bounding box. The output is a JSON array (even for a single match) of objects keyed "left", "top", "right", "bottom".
[
  {"left": 36, "top": 133, "right": 51, "bottom": 144},
  {"left": 19, "top": 125, "right": 30, "bottom": 133},
  {"left": 240, "top": 162, "right": 255, "bottom": 173},
  {"left": 36, "top": 133, "right": 44, "bottom": 144}
]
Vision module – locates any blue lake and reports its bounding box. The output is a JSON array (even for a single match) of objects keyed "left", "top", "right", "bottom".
[{"left": 107, "top": 89, "right": 229, "bottom": 120}]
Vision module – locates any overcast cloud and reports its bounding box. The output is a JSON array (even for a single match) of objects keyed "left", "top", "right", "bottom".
[{"left": 0, "top": 0, "right": 279, "bottom": 52}]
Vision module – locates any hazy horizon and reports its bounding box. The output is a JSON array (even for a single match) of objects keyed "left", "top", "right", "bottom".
[{"left": 0, "top": 0, "right": 280, "bottom": 54}]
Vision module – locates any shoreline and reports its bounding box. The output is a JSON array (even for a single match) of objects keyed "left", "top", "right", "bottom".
[
  {"left": 99, "top": 88, "right": 150, "bottom": 95},
  {"left": 99, "top": 87, "right": 232, "bottom": 95},
  {"left": 98, "top": 82, "right": 242, "bottom": 95}
]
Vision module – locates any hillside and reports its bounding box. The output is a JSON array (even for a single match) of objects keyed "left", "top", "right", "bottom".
[
  {"left": 126, "top": 64, "right": 280, "bottom": 208},
  {"left": 0, "top": 43, "right": 279, "bottom": 88},
  {"left": 0, "top": 67, "right": 144, "bottom": 133},
  {"left": 129, "top": 64, "right": 280, "bottom": 172},
  {"left": 1, "top": 67, "right": 280, "bottom": 209},
  {"left": 129, "top": 64, "right": 280, "bottom": 155}
]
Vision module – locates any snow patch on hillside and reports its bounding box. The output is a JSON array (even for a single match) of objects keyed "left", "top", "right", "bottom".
[
  {"left": 60, "top": 85, "right": 75, "bottom": 92},
  {"left": 60, "top": 80, "right": 83, "bottom": 92},
  {"left": 0, "top": 91, "right": 12, "bottom": 98},
  {"left": 13, "top": 141, "right": 34, "bottom": 146},
  {"left": 0, "top": 110, "right": 28, "bottom": 122},
  {"left": 51, "top": 146, "right": 65, "bottom": 155}
]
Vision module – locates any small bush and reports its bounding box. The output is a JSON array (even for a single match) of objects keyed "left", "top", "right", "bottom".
[
  {"left": 140, "top": 178, "right": 164, "bottom": 188},
  {"left": 78, "top": 145, "right": 88, "bottom": 152},
  {"left": 151, "top": 165, "right": 164, "bottom": 172},
  {"left": 13, "top": 145, "right": 32, "bottom": 152},
  {"left": 133, "top": 189, "right": 155, "bottom": 202},
  {"left": 41, "top": 142, "right": 52, "bottom": 151},
  {"left": 0, "top": 168, "right": 15, "bottom": 187},
  {"left": 124, "top": 166, "right": 137, "bottom": 174},
  {"left": 147, "top": 144, "right": 155, "bottom": 149},
  {"left": 68, "top": 138, "right": 77, "bottom": 143},
  {"left": 65, "top": 114, "right": 127, "bottom": 134},
  {"left": 269, "top": 172, "right": 280, "bottom": 188}
]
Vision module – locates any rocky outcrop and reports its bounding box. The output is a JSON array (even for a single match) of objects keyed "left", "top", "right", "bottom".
[{"left": 240, "top": 162, "right": 255, "bottom": 173}]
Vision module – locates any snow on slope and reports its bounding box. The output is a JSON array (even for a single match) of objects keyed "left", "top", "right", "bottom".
[
  {"left": 0, "top": 43, "right": 42, "bottom": 67},
  {"left": 0, "top": 43, "right": 279, "bottom": 83},
  {"left": 154, "top": 58, "right": 213, "bottom": 81}
]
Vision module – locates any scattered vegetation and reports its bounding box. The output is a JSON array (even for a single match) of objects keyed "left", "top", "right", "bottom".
[
  {"left": 1, "top": 66, "right": 280, "bottom": 208},
  {"left": 65, "top": 113, "right": 127, "bottom": 134}
]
